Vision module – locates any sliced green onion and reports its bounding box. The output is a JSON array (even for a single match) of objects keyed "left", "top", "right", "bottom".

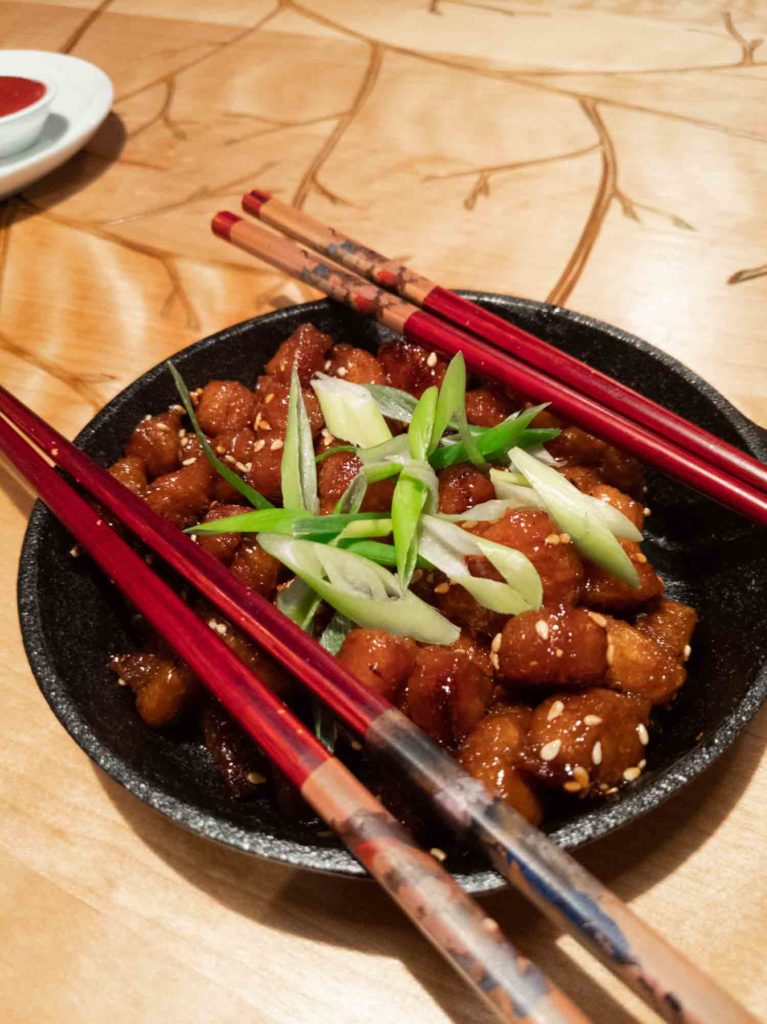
[
  {"left": 187, "top": 508, "right": 390, "bottom": 540},
  {"left": 432, "top": 353, "right": 485, "bottom": 467},
  {"left": 363, "top": 384, "right": 419, "bottom": 424},
  {"left": 277, "top": 577, "right": 322, "bottom": 631},
  {"left": 338, "top": 540, "right": 431, "bottom": 570},
  {"left": 315, "top": 444, "right": 356, "bottom": 463},
  {"left": 391, "top": 470, "right": 428, "bottom": 586},
  {"left": 364, "top": 461, "right": 403, "bottom": 484},
  {"left": 509, "top": 447, "right": 640, "bottom": 586},
  {"left": 408, "top": 386, "right": 438, "bottom": 462},
  {"left": 335, "top": 517, "right": 393, "bottom": 542},
  {"left": 281, "top": 365, "right": 318, "bottom": 514},
  {"left": 491, "top": 468, "right": 642, "bottom": 542},
  {"left": 259, "top": 534, "right": 459, "bottom": 644},
  {"left": 186, "top": 507, "right": 298, "bottom": 536},
  {"left": 318, "top": 612, "right": 354, "bottom": 656},
  {"left": 311, "top": 374, "right": 391, "bottom": 447},
  {"left": 168, "top": 362, "right": 273, "bottom": 510},
  {"left": 418, "top": 515, "right": 541, "bottom": 614},
  {"left": 429, "top": 404, "right": 554, "bottom": 470},
  {"left": 356, "top": 433, "right": 409, "bottom": 466},
  {"left": 334, "top": 471, "right": 368, "bottom": 515}
]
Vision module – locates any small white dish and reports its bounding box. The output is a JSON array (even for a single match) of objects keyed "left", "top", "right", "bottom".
[
  {"left": 0, "top": 74, "right": 57, "bottom": 158},
  {"left": 0, "top": 50, "right": 113, "bottom": 200}
]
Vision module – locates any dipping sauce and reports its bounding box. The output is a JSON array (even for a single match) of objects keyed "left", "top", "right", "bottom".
[{"left": 0, "top": 77, "right": 46, "bottom": 118}]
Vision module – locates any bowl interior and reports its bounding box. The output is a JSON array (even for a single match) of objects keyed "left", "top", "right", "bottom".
[{"left": 18, "top": 294, "right": 767, "bottom": 893}]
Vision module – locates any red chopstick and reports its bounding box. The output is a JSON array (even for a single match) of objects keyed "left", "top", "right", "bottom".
[
  {"left": 213, "top": 211, "right": 767, "bottom": 528},
  {"left": 1, "top": 406, "right": 596, "bottom": 1024},
  {"left": 242, "top": 189, "right": 767, "bottom": 496},
  {"left": 2, "top": 385, "right": 759, "bottom": 1024}
]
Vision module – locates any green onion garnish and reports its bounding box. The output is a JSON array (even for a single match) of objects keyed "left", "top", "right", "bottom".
[
  {"left": 168, "top": 362, "right": 273, "bottom": 510},
  {"left": 281, "top": 365, "right": 318, "bottom": 514},
  {"left": 428, "top": 404, "right": 556, "bottom": 470},
  {"left": 258, "top": 534, "right": 459, "bottom": 644},
  {"left": 509, "top": 447, "right": 640, "bottom": 586},
  {"left": 311, "top": 374, "right": 392, "bottom": 448}
]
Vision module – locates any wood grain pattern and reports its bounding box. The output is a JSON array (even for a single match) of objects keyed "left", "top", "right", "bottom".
[{"left": 0, "top": 2, "right": 765, "bottom": 1022}]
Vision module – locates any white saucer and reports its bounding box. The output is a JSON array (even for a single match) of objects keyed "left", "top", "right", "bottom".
[{"left": 0, "top": 50, "right": 113, "bottom": 200}]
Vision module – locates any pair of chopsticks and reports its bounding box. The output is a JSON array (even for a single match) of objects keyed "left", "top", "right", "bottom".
[
  {"left": 0, "top": 387, "right": 758, "bottom": 1023},
  {"left": 0, "top": 391, "right": 586, "bottom": 1024},
  {"left": 212, "top": 192, "right": 767, "bottom": 527}
]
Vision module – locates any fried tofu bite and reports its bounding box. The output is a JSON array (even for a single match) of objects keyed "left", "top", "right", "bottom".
[
  {"left": 437, "top": 463, "right": 495, "bottom": 515},
  {"left": 265, "top": 322, "right": 333, "bottom": 385},
  {"left": 604, "top": 617, "right": 686, "bottom": 704},
  {"left": 230, "top": 537, "right": 282, "bottom": 598},
  {"left": 465, "top": 386, "right": 518, "bottom": 427},
  {"left": 145, "top": 458, "right": 214, "bottom": 528},
  {"left": 337, "top": 628, "right": 418, "bottom": 701},
  {"left": 109, "top": 652, "right": 199, "bottom": 728},
  {"left": 497, "top": 607, "right": 608, "bottom": 687},
  {"left": 458, "top": 706, "right": 543, "bottom": 825},
  {"left": 317, "top": 450, "right": 395, "bottom": 515},
  {"left": 402, "top": 646, "right": 493, "bottom": 748},
  {"left": 325, "top": 343, "right": 385, "bottom": 385},
  {"left": 527, "top": 689, "right": 651, "bottom": 793},
  {"left": 589, "top": 483, "right": 645, "bottom": 531},
  {"left": 195, "top": 380, "right": 256, "bottom": 436},
  {"left": 109, "top": 455, "right": 148, "bottom": 496},
  {"left": 476, "top": 508, "right": 584, "bottom": 606},
  {"left": 125, "top": 409, "right": 183, "bottom": 479},
  {"left": 583, "top": 541, "right": 663, "bottom": 610},
  {"left": 635, "top": 599, "right": 697, "bottom": 661},
  {"left": 252, "top": 375, "right": 324, "bottom": 436},
  {"left": 193, "top": 503, "right": 245, "bottom": 565},
  {"left": 378, "top": 339, "right": 447, "bottom": 396}
]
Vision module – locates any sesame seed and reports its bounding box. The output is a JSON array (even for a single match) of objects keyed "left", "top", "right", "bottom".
[
  {"left": 573, "top": 766, "right": 590, "bottom": 787},
  {"left": 265, "top": 393, "right": 275, "bottom": 404},
  {"left": 434, "top": 581, "right": 450, "bottom": 594},
  {"left": 181, "top": 457, "right": 195, "bottom": 466},
  {"left": 547, "top": 700, "right": 564, "bottom": 722},
  {"left": 643, "top": 507, "right": 651, "bottom": 516},
  {"left": 215, "top": 445, "right": 226, "bottom": 453},
  {"left": 623, "top": 766, "right": 641, "bottom": 782},
  {"left": 142, "top": 414, "right": 151, "bottom": 421},
  {"left": 430, "top": 847, "right": 447, "bottom": 861},
  {"left": 179, "top": 429, "right": 186, "bottom": 439},
  {"left": 535, "top": 619, "right": 550, "bottom": 641},
  {"left": 69, "top": 545, "right": 80, "bottom": 558},
  {"left": 481, "top": 917, "right": 499, "bottom": 933},
  {"left": 117, "top": 676, "right": 128, "bottom": 687},
  {"left": 270, "top": 439, "right": 283, "bottom": 451},
  {"left": 190, "top": 388, "right": 202, "bottom": 398},
  {"left": 350, "top": 739, "right": 362, "bottom": 751},
  {"left": 224, "top": 454, "right": 236, "bottom": 463},
  {"left": 337, "top": 366, "right": 348, "bottom": 377},
  {"left": 605, "top": 786, "right": 619, "bottom": 795},
  {"left": 490, "top": 652, "right": 500, "bottom": 671},
  {"left": 244, "top": 462, "right": 252, "bottom": 472},
  {"left": 540, "top": 739, "right": 561, "bottom": 762},
  {"left": 254, "top": 413, "right": 262, "bottom": 429},
  {"left": 156, "top": 423, "right": 169, "bottom": 433},
  {"left": 559, "top": 532, "right": 571, "bottom": 544},
  {"left": 563, "top": 781, "right": 582, "bottom": 793},
  {"left": 606, "top": 643, "right": 615, "bottom": 666},
  {"left": 683, "top": 644, "right": 691, "bottom": 662},
  {"left": 638, "top": 758, "right": 647, "bottom": 770},
  {"left": 592, "top": 741, "right": 603, "bottom": 765},
  {"left": 323, "top": 360, "right": 332, "bottom": 370},
  {"left": 634, "top": 552, "right": 648, "bottom": 564},
  {"left": 253, "top": 439, "right": 266, "bottom": 452},
  {"left": 544, "top": 533, "right": 560, "bottom": 545},
  {"left": 235, "top": 461, "right": 249, "bottom": 473},
  {"left": 247, "top": 771, "right": 266, "bottom": 785},
  {"left": 637, "top": 723, "right": 649, "bottom": 745},
  {"left": 170, "top": 404, "right": 184, "bottom": 413},
  {"left": 426, "top": 352, "right": 438, "bottom": 367},
  {"left": 587, "top": 611, "right": 607, "bottom": 628},
  {"left": 584, "top": 714, "right": 602, "bottom": 726},
  {"left": 259, "top": 419, "right": 272, "bottom": 431},
  {"left": 491, "top": 632, "right": 502, "bottom": 653},
  {"left": 555, "top": 648, "right": 564, "bottom": 658}
]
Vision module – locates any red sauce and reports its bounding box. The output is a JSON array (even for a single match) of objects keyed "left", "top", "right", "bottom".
[{"left": 0, "top": 77, "right": 46, "bottom": 117}]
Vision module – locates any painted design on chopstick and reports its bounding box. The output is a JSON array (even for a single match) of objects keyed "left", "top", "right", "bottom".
[
  {"left": 365, "top": 708, "right": 704, "bottom": 1024},
  {"left": 301, "top": 759, "right": 590, "bottom": 1024}
]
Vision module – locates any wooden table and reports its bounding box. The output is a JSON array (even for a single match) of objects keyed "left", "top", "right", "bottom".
[{"left": 1, "top": 3, "right": 766, "bottom": 1021}]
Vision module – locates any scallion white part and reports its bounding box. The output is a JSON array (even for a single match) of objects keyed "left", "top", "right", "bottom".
[
  {"left": 509, "top": 447, "right": 640, "bottom": 586},
  {"left": 259, "top": 534, "right": 459, "bottom": 644},
  {"left": 311, "top": 374, "right": 392, "bottom": 448},
  {"left": 418, "top": 515, "right": 542, "bottom": 614}
]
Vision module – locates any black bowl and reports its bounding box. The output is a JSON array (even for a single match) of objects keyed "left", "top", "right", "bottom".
[{"left": 17, "top": 294, "right": 767, "bottom": 894}]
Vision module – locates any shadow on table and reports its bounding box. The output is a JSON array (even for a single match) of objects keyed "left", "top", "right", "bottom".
[
  {"left": 3, "top": 112, "right": 126, "bottom": 220},
  {"left": 95, "top": 713, "right": 764, "bottom": 1024}
]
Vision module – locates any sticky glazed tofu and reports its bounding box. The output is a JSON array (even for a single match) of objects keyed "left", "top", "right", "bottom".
[{"left": 107, "top": 322, "right": 697, "bottom": 835}]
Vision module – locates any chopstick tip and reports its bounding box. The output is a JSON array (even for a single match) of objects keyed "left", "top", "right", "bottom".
[
  {"left": 211, "top": 211, "right": 242, "bottom": 239},
  {"left": 242, "top": 189, "right": 272, "bottom": 216}
]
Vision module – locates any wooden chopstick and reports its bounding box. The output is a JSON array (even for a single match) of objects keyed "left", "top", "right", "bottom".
[
  {"left": 213, "top": 211, "right": 767, "bottom": 528},
  {"left": 0, "top": 407, "right": 596, "bottom": 1024},
  {"left": 1, "top": 380, "right": 759, "bottom": 1024},
  {"left": 242, "top": 189, "right": 767, "bottom": 497}
]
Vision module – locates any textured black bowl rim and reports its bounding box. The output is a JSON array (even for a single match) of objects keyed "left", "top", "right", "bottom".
[{"left": 17, "top": 293, "right": 767, "bottom": 895}]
